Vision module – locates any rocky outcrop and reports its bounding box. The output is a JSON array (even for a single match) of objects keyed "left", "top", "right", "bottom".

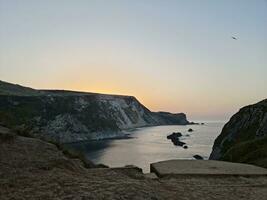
[
  {"left": 0, "top": 80, "right": 190, "bottom": 143},
  {"left": 210, "top": 99, "right": 267, "bottom": 168},
  {"left": 167, "top": 132, "right": 182, "bottom": 139},
  {"left": 152, "top": 112, "right": 189, "bottom": 125},
  {"left": 167, "top": 132, "right": 187, "bottom": 147}
]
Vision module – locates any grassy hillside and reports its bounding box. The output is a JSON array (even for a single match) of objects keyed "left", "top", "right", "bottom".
[
  {"left": 222, "top": 136, "right": 267, "bottom": 168},
  {"left": 210, "top": 99, "right": 267, "bottom": 168}
]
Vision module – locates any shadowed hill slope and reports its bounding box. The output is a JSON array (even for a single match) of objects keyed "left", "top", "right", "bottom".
[
  {"left": 0, "top": 80, "right": 189, "bottom": 143},
  {"left": 210, "top": 99, "right": 267, "bottom": 168}
]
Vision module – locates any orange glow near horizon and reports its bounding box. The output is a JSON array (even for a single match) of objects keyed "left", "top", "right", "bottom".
[
  {"left": 2, "top": 77, "right": 264, "bottom": 121},
  {"left": 35, "top": 81, "right": 237, "bottom": 120},
  {"left": 1, "top": 1, "right": 266, "bottom": 121}
]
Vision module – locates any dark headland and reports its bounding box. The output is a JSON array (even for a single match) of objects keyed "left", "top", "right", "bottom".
[
  {"left": 0, "top": 80, "right": 192, "bottom": 144},
  {"left": 1, "top": 81, "right": 267, "bottom": 200}
]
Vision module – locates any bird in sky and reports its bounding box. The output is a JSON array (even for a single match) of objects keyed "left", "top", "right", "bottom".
[{"left": 232, "top": 36, "right": 237, "bottom": 40}]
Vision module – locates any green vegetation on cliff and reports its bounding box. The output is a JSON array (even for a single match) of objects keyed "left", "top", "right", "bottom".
[
  {"left": 222, "top": 136, "right": 267, "bottom": 168},
  {"left": 210, "top": 99, "right": 267, "bottom": 168},
  {"left": 0, "top": 80, "right": 189, "bottom": 143}
]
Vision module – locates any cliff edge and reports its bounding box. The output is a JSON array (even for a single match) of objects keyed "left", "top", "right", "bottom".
[
  {"left": 0, "top": 80, "right": 190, "bottom": 143},
  {"left": 210, "top": 99, "right": 267, "bottom": 168}
]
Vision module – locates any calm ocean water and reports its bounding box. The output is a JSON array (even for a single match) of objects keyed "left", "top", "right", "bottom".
[{"left": 66, "top": 122, "right": 225, "bottom": 172}]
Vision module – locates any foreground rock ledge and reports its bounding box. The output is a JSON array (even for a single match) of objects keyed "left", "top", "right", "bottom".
[{"left": 150, "top": 160, "right": 267, "bottom": 178}]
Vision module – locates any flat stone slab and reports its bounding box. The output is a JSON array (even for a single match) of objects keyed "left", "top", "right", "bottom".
[{"left": 150, "top": 160, "right": 267, "bottom": 177}]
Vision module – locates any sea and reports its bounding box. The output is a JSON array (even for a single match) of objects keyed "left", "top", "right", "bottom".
[{"left": 65, "top": 122, "right": 225, "bottom": 173}]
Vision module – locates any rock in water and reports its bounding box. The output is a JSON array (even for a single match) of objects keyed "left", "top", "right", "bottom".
[
  {"left": 188, "top": 128, "right": 193, "bottom": 132},
  {"left": 167, "top": 132, "right": 182, "bottom": 139},
  {"left": 209, "top": 99, "right": 267, "bottom": 168},
  {"left": 167, "top": 132, "right": 186, "bottom": 146},
  {"left": 172, "top": 139, "right": 186, "bottom": 146}
]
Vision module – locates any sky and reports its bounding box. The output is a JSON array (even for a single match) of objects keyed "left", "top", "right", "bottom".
[{"left": 0, "top": 0, "right": 266, "bottom": 121}]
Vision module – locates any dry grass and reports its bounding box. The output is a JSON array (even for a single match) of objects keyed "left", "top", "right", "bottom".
[{"left": 1, "top": 126, "right": 267, "bottom": 200}]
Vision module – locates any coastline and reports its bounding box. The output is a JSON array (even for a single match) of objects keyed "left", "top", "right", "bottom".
[
  {"left": 61, "top": 122, "right": 224, "bottom": 172},
  {"left": 1, "top": 125, "right": 267, "bottom": 200}
]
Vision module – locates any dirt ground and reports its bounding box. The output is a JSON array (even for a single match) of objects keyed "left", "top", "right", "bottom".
[{"left": 1, "top": 126, "right": 267, "bottom": 200}]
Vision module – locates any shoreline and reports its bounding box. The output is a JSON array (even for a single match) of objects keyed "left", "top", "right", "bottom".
[{"left": 1, "top": 125, "right": 267, "bottom": 199}]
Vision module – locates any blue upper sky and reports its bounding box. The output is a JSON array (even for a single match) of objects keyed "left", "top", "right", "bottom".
[{"left": 0, "top": 0, "right": 266, "bottom": 121}]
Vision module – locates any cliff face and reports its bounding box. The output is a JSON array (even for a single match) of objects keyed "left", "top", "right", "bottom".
[
  {"left": 210, "top": 99, "right": 267, "bottom": 168},
  {"left": 0, "top": 81, "right": 189, "bottom": 143},
  {"left": 152, "top": 112, "right": 189, "bottom": 125}
]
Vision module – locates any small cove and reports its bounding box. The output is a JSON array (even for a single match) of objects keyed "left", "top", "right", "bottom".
[{"left": 65, "top": 122, "right": 225, "bottom": 172}]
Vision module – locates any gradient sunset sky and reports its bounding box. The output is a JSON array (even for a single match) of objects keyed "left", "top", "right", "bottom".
[{"left": 0, "top": 0, "right": 266, "bottom": 121}]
